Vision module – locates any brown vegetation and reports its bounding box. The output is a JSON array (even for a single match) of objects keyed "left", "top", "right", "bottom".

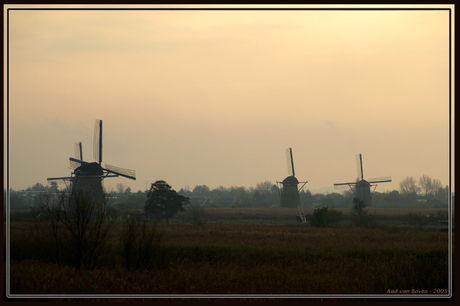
[{"left": 7, "top": 207, "right": 453, "bottom": 300}]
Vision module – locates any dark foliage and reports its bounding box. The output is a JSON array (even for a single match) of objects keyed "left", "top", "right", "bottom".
[
  {"left": 145, "top": 180, "right": 189, "bottom": 223},
  {"left": 309, "top": 207, "right": 343, "bottom": 228},
  {"left": 350, "top": 197, "right": 376, "bottom": 228}
]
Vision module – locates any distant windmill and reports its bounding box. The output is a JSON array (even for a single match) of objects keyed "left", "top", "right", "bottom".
[
  {"left": 276, "top": 148, "right": 308, "bottom": 208},
  {"left": 334, "top": 154, "right": 391, "bottom": 207},
  {"left": 48, "top": 119, "right": 136, "bottom": 205}
]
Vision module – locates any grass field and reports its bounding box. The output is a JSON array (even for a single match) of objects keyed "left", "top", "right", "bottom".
[{"left": 6, "top": 207, "right": 453, "bottom": 301}]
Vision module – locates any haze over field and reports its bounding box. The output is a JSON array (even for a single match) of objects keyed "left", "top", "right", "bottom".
[{"left": 5, "top": 5, "right": 454, "bottom": 194}]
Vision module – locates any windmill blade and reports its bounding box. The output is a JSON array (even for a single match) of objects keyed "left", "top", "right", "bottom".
[
  {"left": 334, "top": 181, "right": 358, "bottom": 186},
  {"left": 93, "top": 119, "right": 102, "bottom": 164},
  {"left": 69, "top": 157, "right": 87, "bottom": 169},
  {"left": 47, "top": 176, "right": 73, "bottom": 181},
  {"left": 104, "top": 163, "right": 136, "bottom": 180},
  {"left": 286, "top": 148, "right": 295, "bottom": 177},
  {"left": 356, "top": 154, "right": 363, "bottom": 180},
  {"left": 368, "top": 176, "right": 392, "bottom": 184},
  {"left": 74, "top": 142, "right": 83, "bottom": 161}
]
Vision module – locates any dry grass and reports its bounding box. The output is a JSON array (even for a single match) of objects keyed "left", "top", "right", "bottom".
[
  {"left": 156, "top": 223, "right": 449, "bottom": 250},
  {"left": 198, "top": 207, "right": 449, "bottom": 219},
  {"left": 6, "top": 207, "right": 453, "bottom": 298}
]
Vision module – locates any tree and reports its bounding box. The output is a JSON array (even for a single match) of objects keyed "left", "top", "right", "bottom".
[
  {"left": 256, "top": 181, "right": 272, "bottom": 192},
  {"left": 378, "top": 190, "right": 403, "bottom": 208},
  {"left": 48, "top": 181, "right": 59, "bottom": 193},
  {"left": 351, "top": 197, "right": 367, "bottom": 219},
  {"left": 116, "top": 183, "right": 128, "bottom": 194},
  {"left": 9, "top": 191, "right": 29, "bottom": 210},
  {"left": 192, "top": 185, "right": 210, "bottom": 196},
  {"left": 431, "top": 179, "right": 443, "bottom": 195},
  {"left": 419, "top": 175, "right": 434, "bottom": 196},
  {"left": 350, "top": 197, "right": 375, "bottom": 228},
  {"left": 31, "top": 191, "right": 66, "bottom": 265},
  {"left": 28, "top": 183, "right": 46, "bottom": 191},
  {"left": 145, "top": 180, "right": 189, "bottom": 223},
  {"left": 321, "top": 194, "right": 336, "bottom": 207},
  {"left": 399, "top": 176, "right": 421, "bottom": 195},
  {"left": 418, "top": 175, "right": 443, "bottom": 197},
  {"left": 32, "top": 190, "right": 115, "bottom": 270},
  {"left": 120, "top": 212, "right": 163, "bottom": 270},
  {"left": 61, "top": 190, "right": 115, "bottom": 270}
]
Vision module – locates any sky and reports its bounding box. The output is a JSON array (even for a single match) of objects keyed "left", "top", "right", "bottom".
[{"left": 4, "top": 5, "right": 454, "bottom": 195}]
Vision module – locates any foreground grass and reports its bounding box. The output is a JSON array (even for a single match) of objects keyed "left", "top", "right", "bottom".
[{"left": 8, "top": 219, "right": 452, "bottom": 298}]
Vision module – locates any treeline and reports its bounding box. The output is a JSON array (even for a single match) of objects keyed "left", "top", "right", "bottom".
[{"left": 8, "top": 174, "right": 450, "bottom": 211}]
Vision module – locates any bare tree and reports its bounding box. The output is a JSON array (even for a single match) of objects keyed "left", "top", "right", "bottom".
[
  {"left": 256, "top": 181, "right": 272, "bottom": 192},
  {"left": 418, "top": 175, "right": 443, "bottom": 196},
  {"left": 432, "top": 179, "right": 443, "bottom": 195},
  {"left": 399, "top": 176, "right": 421, "bottom": 195},
  {"left": 61, "top": 190, "right": 116, "bottom": 270},
  {"left": 419, "top": 175, "right": 433, "bottom": 196},
  {"left": 31, "top": 191, "right": 67, "bottom": 264},
  {"left": 120, "top": 212, "right": 163, "bottom": 270},
  {"left": 32, "top": 190, "right": 115, "bottom": 270},
  {"left": 116, "top": 182, "right": 127, "bottom": 194}
]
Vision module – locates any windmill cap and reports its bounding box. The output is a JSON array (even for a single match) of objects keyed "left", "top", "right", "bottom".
[
  {"left": 282, "top": 176, "right": 299, "bottom": 184},
  {"left": 356, "top": 179, "right": 370, "bottom": 187},
  {"left": 75, "top": 162, "right": 104, "bottom": 176}
]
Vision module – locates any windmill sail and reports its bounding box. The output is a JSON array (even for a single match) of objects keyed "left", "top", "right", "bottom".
[
  {"left": 48, "top": 119, "right": 136, "bottom": 206},
  {"left": 75, "top": 142, "right": 83, "bottom": 161},
  {"left": 368, "top": 176, "right": 392, "bottom": 184},
  {"left": 286, "top": 148, "right": 295, "bottom": 177},
  {"left": 356, "top": 154, "right": 363, "bottom": 181},
  {"left": 69, "top": 157, "right": 87, "bottom": 169},
  {"left": 93, "top": 119, "right": 102, "bottom": 164},
  {"left": 278, "top": 148, "right": 307, "bottom": 208},
  {"left": 334, "top": 153, "right": 391, "bottom": 207},
  {"left": 104, "top": 163, "right": 136, "bottom": 180}
]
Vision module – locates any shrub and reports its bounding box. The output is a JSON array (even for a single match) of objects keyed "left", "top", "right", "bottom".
[
  {"left": 31, "top": 190, "right": 115, "bottom": 270},
  {"left": 350, "top": 197, "right": 377, "bottom": 228},
  {"left": 185, "top": 204, "right": 208, "bottom": 226},
  {"left": 404, "top": 212, "right": 427, "bottom": 229},
  {"left": 310, "top": 207, "right": 343, "bottom": 228},
  {"left": 120, "top": 213, "right": 164, "bottom": 270}
]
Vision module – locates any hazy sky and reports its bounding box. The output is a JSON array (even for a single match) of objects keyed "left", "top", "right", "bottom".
[{"left": 5, "top": 5, "right": 454, "bottom": 194}]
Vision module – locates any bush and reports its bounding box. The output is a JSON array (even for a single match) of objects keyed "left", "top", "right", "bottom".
[
  {"left": 184, "top": 204, "right": 208, "bottom": 226},
  {"left": 310, "top": 207, "right": 343, "bottom": 228},
  {"left": 119, "top": 213, "right": 164, "bottom": 270},
  {"left": 404, "top": 212, "right": 427, "bottom": 229},
  {"left": 31, "top": 191, "right": 116, "bottom": 270}
]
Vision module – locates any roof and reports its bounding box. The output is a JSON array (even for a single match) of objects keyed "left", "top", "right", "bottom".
[
  {"left": 282, "top": 176, "right": 299, "bottom": 185},
  {"left": 75, "top": 162, "right": 104, "bottom": 176}
]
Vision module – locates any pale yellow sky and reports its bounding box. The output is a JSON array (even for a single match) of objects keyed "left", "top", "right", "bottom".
[{"left": 5, "top": 5, "right": 454, "bottom": 194}]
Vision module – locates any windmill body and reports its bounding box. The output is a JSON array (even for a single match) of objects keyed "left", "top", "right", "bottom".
[
  {"left": 355, "top": 179, "right": 372, "bottom": 207},
  {"left": 334, "top": 154, "right": 391, "bottom": 207},
  {"left": 70, "top": 162, "right": 105, "bottom": 205},
  {"left": 277, "top": 148, "right": 307, "bottom": 208},
  {"left": 281, "top": 175, "right": 301, "bottom": 208},
  {"left": 48, "top": 119, "right": 136, "bottom": 206}
]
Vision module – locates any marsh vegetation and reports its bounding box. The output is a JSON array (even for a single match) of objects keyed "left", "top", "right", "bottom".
[{"left": 8, "top": 206, "right": 452, "bottom": 301}]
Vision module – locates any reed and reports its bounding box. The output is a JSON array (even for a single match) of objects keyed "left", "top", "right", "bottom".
[{"left": 7, "top": 207, "right": 452, "bottom": 298}]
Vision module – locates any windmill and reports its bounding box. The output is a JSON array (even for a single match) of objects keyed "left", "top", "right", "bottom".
[
  {"left": 48, "top": 119, "right": 136, "bottom": 205},
  {"left": 334, "top": 154, "right": 391, "bottom": 207},
  {"left": 276, "top": 148, "right": 308, "bottom": 208}
]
